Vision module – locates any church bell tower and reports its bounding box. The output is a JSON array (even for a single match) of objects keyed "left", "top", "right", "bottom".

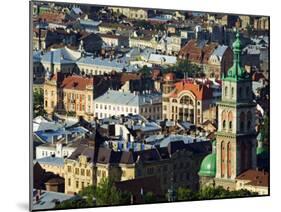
[{"left": 215, "top": 33, "right": 257, "bottom": 183}]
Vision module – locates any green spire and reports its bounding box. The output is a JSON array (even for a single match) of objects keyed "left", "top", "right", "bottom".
[{"left": 224, "top": 32, "right": 248, "bottom": 81}]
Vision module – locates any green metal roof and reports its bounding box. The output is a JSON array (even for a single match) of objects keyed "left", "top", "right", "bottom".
[
  {"left": 198, "top": 153, "right": 216, "bottom": 177},
  {"left": 223, "top": 32, "right": 250, "bottom": 81},
  {"left": 256, "top": 146, "right": 267, "bottom": 155}
]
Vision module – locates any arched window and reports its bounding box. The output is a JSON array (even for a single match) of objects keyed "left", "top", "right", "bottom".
[
  {"left": 224, "top": 86, "right": 228, "bottom": 97},
  {"left": 223, "top": 120, "right": 226, "bottom": 129},
  {"left": 221, "top": 141, "right": 225, "bottom": 177},
  {"left": 240, "top": 112, "right": 245, "bottom": 132},
  {"left": 180, "top": 96, "right": 188, "bottom": 104},
  {"left": 222, "top": 110, "right": 227, "bottom": 130},
  {"left": 227, "top": 142, "right": 231, "bottom": 178},
  {"left": 228, "top": 111, "right": 233, "bottom": 131},
  {"left": 231, "top": 87, "right": 234, "bottom": 98}
]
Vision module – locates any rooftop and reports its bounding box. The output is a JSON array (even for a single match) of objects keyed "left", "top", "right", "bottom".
[
  {"left": 76, "top": 56, "right": 138, "bottom": 72},
  {"left": 32, "top": 190, "right": 74, "bottom": 210},
  {"left": 34, "top": 156, "right": 64, "bottom": 167},
  {"left": 94, "top": 90, "right": 162, "bottom": 107},
  {"left": 236, "top": 169, "right": 269, "bottom": 187}
]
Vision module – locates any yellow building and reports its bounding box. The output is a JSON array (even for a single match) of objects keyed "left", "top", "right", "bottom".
[
  {"left": 43, "top": 73, "right": 110, "bottom": 121},
  {"left": 63, "top": 140, "right": 211, "bottom": 195},
  {"left": 162, "top": 73, "right": 218, "bottom": 125},
  {"left": 109, "top": 7, "right": 148, "bottom": 20},
  {"left": 64, "top": 146, "right": 96, "bottom": 195}
]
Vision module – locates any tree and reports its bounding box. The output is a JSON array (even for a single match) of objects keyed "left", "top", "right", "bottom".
[
  {"left": 33, "top": 89, "right": 46, "bottom": 117},
  {"left": 94, "top": 177, "right": 123, "bottom": 206},
  {"left": 55, "top": 198, "right": 88, "bottom": 209},
  {"left": 177, "top": 187, "right": 196, "bottom": 201},
  {"left": 81, "top": 178, "right": 130, "bottom": 206},
  {"left": 144, "top": 191, "right": 157, "bottom": 203},
  {"left": 55, "top": 178, "right": 131, "bottom": 209},
  {"left": 197, "top": 186, "right": 257, "bottom": 200}
]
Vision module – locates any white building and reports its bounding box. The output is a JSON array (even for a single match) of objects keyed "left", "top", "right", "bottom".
[
  {"left": 36, "top": 141, "right": 77, "bottom": 159},
  {"left": 94, "top": 90, "right": 162, "bottom": 120}
]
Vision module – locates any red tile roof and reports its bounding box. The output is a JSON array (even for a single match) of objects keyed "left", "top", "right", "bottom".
[
  {"left": 51, "top": 74, "right": 93, "bottom": 90},
  {"left": 39, "top": 11, "right": 66, "bottom": 24},
  {"left": 178, "top": 39, "right": 218, "bottom": 64},
  {"left": 169, "top": 79, "right": 213, "bottom": 100},
  {"left": 236, "top": 169, "right": 269, "bottom": 187}
]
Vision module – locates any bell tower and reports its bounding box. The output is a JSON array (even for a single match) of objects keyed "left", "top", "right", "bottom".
[{"left": 215, "top": 33, "right": 257, "bottom": 183}]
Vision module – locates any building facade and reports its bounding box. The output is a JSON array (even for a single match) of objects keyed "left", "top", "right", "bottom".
[
  {"left": 162, "top": 73, "right": 221, "bottom": 125},
  {"left": 178, "top": 40, "right": 233, "bottom": 79},
  {"left": 43, "top": 73, "right": 110, "bottom": 120},
  {"left": 94, "top": 90, "right": 162, "bottom": 120}
]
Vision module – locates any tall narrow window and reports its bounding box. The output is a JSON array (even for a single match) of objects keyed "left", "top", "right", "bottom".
[
  {"left": 231, "top": 87, "right": 234, "bottom": 98},
  {"left": 224, "top": 86, "right": 228, "bottom": 97},
  {"left": 221, "top": 141, "right": 225, "bottom": 177},
  {"left": 227, "top": 142, "right": 231, "bottom": 178},
  {"left": 228, "top": 111, "right": 233, "bottom": 132},
  {"left": 229, "top": 121, "right": 232, "bottom": 130}
]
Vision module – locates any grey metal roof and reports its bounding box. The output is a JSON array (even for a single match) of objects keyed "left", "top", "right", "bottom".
[
  {"left": 148, "top": 53, "right": 177, "bottom": 65},
  {"left": 94, "top": 90, "right": 162, "bottom": 107},
  {"left": 212, "top": 45, "right": 228, "bottom": 58},
  {"left": 77, "top": 56, "right": 138, "bottom": 72},
  {"left": 41, "top": 47, "right": 81, "bottom": 64},
  {"left": 34, "top": 156, "right": 64, "bottom": 167},
  {"left": 32, "top": 190, "right": 75, "bottom": 210}
]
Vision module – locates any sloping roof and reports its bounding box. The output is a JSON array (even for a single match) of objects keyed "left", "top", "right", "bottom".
[
  {"left": 34, "top": 156, "right": 64, "bottom": 167},
  {"left": 77, "top": 56, "right": 138, "bottom": 72},
  {"left": 41, "top": 47, "right": 81, "bottom": 64},
  {"left": 211, "top": 45, "right": 229, "bottom": 60},
  {"left": 148, "top": 54, "right": 177, "bottom": 65},
  {"left": 178, "top": 39, "right": 219, "bottom": 64},
  {"left": 236, "top": 169, "right": 269, "bottom": 187},
  {"left": 32, "top": 190, "right": 74, "bottom": 210},
  {"left": 94, "top": 90, "right": 161, "bottom": 107},
  {"left": 68, "top": 145, "right": 96, "bottom": 163},
  {"left": 169, "top": 79, "right": 213, "bottom": 100},
  {"left": 39, "top": 11, "right": 66, "bottom": 24},
  {"left": 59, "top": 75, "right": 94, "bottom": 90}
]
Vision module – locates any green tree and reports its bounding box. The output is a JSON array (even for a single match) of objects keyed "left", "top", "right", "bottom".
[
  {"left": 144, "top": 191, "right": 157, "bottom": 203},
  {"left": 55, "top": 178, "right": 131, "bottom": 209},
  {"left": 177, "top": 187, "right": 196, "bottom": 201},
  {"left": 197, "top": 186, "right": 257, "bottom": 200},
  {"left": 55, "top": 198, "right": 88, "bottom": 209},
  {"left": 33, "top": 89, "right": 46, "bottom": 117},
  {"left": 81, "top": 178, "right": 130, "bottom": 206}
]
